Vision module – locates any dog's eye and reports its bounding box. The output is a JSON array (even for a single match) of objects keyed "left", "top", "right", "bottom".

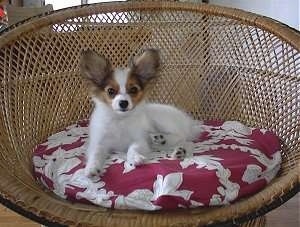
[
  {"left": 107, "top": 88, "right": 117, "bottom": 97},
  {"left": 129, "top": 86, "right": 139, "bottom": 95}
]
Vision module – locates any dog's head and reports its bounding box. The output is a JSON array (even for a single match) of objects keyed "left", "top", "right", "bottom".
[{"left": 80, "top": 49, "right": 160, "bottom": 114}]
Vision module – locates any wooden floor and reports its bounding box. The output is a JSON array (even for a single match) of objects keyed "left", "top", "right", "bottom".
[
  {"left": 0, "top": 194, "right": 299, "bottom": 227},
  {"left": 266, "top": 193, "right": 299, "bottom": 227}
]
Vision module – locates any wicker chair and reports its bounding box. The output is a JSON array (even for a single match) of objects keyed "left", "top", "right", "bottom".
[{"left": 0, "top": 2, "right": 298, "bottom": 227}]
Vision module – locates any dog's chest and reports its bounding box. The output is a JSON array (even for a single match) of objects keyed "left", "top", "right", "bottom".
[{"left": 108, "top": 114, "right": 152, "bottom": 150}]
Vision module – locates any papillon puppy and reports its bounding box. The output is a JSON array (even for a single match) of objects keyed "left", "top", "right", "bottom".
[{"left": 80, "top": 49, "right": 201, "bottom": 178}]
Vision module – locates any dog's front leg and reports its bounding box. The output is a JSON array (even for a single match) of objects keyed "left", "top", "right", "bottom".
[
  {"left": 126, "top": 140, "right": 151, "bottom": 167},
  {"left": 85, "top": 144, "right": 108, "bottom": 178}
]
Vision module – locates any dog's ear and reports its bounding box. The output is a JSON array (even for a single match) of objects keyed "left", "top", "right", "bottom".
[
  {"left": 80, "top": 50, "right": 112, "bottom": 87},
  {"left": 130, "top": 49, "right": 160, "bottom": 85}
]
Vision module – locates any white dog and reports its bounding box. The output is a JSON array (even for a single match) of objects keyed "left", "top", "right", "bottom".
[{"left": 80, "top": 49, "right": 201, "bottom": 178}]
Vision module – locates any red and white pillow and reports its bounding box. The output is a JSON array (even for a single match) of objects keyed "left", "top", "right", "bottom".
[{"left": 33, "top": 120, "right": 281, "bottom": 210}]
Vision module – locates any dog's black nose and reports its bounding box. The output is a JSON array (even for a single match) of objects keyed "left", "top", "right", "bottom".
[{"left": 119, "top": 100, "right": 129, "bottom": 109}]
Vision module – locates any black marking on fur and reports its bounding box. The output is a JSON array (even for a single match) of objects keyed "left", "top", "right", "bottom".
[
  {"left": 172, "top": 147, "right": 187, "bottom": 160},
  {"left": 152, "top": 133, "right": 167, "bottom": 145}
]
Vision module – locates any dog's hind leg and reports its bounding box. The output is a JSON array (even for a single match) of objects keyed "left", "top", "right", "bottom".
[
  {"left": 170, "top": 141, "right": 194, "bottom": 160},
  {"left": 150, "top": 133, "right": 194, "bottom": 160}
]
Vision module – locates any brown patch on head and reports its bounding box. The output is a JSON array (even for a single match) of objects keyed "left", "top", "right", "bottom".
[
  {"left": 80, "top": 50, "right": 120, "bottom": 104},
  {"left": 126, "top": 73, "right": 144, "bottom": 107},
  {"left": 93, "top": 78, "right": 120, "bottom": 105}
]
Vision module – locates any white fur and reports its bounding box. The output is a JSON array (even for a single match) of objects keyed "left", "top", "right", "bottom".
[
  {"left": 84, "top": 68, "right": 200, "bottom": 178},
  {"left": 114, "top": 68, "right": 129, "bottom": 93},
  {"left": 111, "top": 68, "right": 134, "bottom": 112}
]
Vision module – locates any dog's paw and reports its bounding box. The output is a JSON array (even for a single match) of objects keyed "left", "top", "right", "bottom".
[
  {"left": 150, "top": 133, "right": 167, "bottom": 145},
  {"left": 84, "top": 160, "right": 103, "bottom": 180},
  {"left": 171, "top": 147, "right": 186, "bottom": 160},
  {"left": 127, "top": 148, "right": 146, "bottom": 166}
]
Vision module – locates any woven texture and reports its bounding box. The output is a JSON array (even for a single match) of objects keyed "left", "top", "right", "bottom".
[{"left": 0, "top": 2, "right": 299, "bottom": 227}]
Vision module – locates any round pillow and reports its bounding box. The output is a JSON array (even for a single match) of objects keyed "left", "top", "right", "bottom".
[{"left": 33, "top": 120, "right": 281, "bottom": 210}]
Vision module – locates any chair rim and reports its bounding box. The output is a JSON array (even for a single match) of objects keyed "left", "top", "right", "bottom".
[
  {"left": 0, "top": 1, "right": 299, "bottom": 50},
  {"left": 0, "top": 1, "right": 299, "bottom": 226}
]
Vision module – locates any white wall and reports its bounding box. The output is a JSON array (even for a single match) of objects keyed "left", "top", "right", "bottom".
[{"left": 210, "top": 0, "right": 300, "bottom": 30}]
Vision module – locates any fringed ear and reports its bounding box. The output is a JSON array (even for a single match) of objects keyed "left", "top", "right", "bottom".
[
  {"left": 80, "top": 50, "right": 112, "bottom": 87},
  {"left": 130, "top": 49, "right": 160, "bottom": 85}
]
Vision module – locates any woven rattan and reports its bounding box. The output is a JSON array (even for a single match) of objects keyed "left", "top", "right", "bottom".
[{"left": 0, "top": 2, "right": 299, "bottom": 227}]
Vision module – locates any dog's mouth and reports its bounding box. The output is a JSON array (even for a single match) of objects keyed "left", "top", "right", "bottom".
[
  {"left": 119, "top": 108, "right": 129, "bottom": 112},
  {"left": 115, "top": 107, "right": 132, "bottom": 113},
  {"left": 115, "top": 104, "right": 140, "bottom": 114}
]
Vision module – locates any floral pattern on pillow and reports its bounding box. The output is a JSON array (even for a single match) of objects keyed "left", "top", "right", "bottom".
[{"left": 33, "top": 120, "right": 281, "bottom": 210}]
